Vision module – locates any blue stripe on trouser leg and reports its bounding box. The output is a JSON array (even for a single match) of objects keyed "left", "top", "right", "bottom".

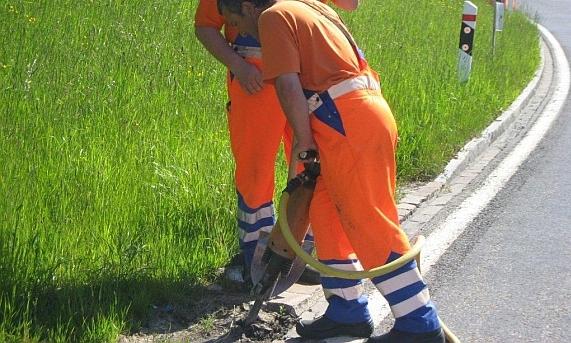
[
  {"left": 320, "top": 259, "right": 371, "bottom": 324},
  {"left": 237, "top": 191, "right": 275, "bottom": 268},
  {"left": 371, "top": 252, "right": 440, "bottom": 333}
]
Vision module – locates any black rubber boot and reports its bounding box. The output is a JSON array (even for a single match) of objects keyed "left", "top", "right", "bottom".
[
  {"left": 368, "top": 328, "right": 445, "bottom": 343},
  {"left": 296, "top": 315, "right": 374, "bottom": 339},
  {"left": 222, "top": 253, "right": 252, "bottom": 292}
]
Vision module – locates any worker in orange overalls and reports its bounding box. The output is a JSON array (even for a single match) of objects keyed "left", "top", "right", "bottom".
[
  {"left": 217, "top": 0, "right": 445, "bottom": 342},
  {"left": 194, "top": 0, "right": 358, "bottom": 286}
]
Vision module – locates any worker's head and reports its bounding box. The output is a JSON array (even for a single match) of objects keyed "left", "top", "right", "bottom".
[
  {"left": 217, "top": 0, "right": 273, "bottom": 38},
  {"left": 217, "top": 0, "right": 273, "bottom": 15}
]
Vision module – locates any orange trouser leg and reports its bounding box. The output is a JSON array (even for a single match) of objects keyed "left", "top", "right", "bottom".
[
  {"left": 308, "top": 90, "right": 440, "bottom": 332},
  {"left": 226, "top": 58, "right": 292, "bottom": 267},
  {"left": 307, "top": 89, "right": 409, "bottom": 324},
  {"left": 309, "top": 89, "right": 410, "bottom": 268}
]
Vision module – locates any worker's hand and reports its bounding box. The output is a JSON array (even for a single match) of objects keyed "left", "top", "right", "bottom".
[
  {"left": 293, "top": 139, "right": 318, "bottom": 163},
  {"left": 232, "top": 60, "right": 264, "bottom": 95},
  {"left": 289, "top": 137, "right": 318, "bottom": 179}
]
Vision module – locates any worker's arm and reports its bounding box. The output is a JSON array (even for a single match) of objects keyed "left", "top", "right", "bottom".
[
  {"left": 194, "top": 26, "right": 263, "bottom": 94},
  {"left": 275, "top": 73, "right": 316, "bottom": 159},
  {"left": 332, "top": 0, "right": 359, "bottom": 11}
]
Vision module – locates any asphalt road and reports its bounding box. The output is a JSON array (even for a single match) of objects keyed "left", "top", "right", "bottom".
[{"left": 425, "top": 2, "right": 571, "bottom": 342}]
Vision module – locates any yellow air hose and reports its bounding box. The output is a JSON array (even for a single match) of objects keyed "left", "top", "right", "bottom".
[{"left": 277, "top": 191, "right": 461, "bottom": 343}]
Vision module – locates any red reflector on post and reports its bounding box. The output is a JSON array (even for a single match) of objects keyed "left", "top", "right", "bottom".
[{"left": 462, "top": 14, "right": 477, "bottom": 22}]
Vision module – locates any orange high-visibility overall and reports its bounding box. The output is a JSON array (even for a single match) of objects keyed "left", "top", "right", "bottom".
[
  {"left": 227, "top": 53, "right": 295, "bottom": 268},
  {"left": 259, "top": 1, "right": 441, "bottom": 333},
  {"left": 195, "top": 1, "right": 315, "bottom": 268}
]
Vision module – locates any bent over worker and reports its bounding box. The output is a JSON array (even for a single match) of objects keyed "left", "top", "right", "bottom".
[
  {"left": 216, "top": 0, "right": 444, "bottom": 342},
  {"left": 194, "top": 0, "right": 358, "bottom": 286}
]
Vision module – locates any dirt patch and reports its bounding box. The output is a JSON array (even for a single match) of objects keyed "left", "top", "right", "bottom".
[
  {"left": 188, "top": 308, "right": 298, "bottom": 343},
  {"left": 118, "top": 284, "right": 299, "bottom": 343}
]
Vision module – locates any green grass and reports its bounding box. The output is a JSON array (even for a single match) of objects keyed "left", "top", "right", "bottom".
[{"left": 0, "top": 0, "right": 539, "bottom": 341}]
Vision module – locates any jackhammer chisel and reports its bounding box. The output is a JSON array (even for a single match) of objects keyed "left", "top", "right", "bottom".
[{"left": 242, "top": 151, "right": 320, "bottom": 326}]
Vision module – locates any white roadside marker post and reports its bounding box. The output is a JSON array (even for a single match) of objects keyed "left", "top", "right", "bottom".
[
  {"left": 495, "top": 0, "right": 505, "bottom": 31},
  {"left": 458, "top": 1, "right": 478, "bottom": 83},
  {"left": 493, "top": 0, "right": 505, "bottom": 54}
]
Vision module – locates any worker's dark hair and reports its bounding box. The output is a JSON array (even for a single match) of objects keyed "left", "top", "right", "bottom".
[{"left": 217, "top": 0, "right": 272, "bottom": 15}]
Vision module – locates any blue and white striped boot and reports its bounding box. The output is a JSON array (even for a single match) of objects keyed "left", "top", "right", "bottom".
[
  {"left": 296, "top": 258, "right": 374, "bottom": 339},
  {"left": 368, "top": 253, "right": 444, "bottom": 343}
]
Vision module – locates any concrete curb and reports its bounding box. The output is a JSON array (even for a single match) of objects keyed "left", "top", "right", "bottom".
[
  {"left": 266, "top": 28, "right": 552, "bottom": 322},
  {"left": 398, "top": 39, "right": 545, "bottom": 223}
]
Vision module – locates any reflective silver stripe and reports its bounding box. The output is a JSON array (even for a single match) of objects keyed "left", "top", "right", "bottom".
[
  {"left": 375, "top": 268, "right": 423, "bottom": 295},
  {"left": 237, "top": 205, "right": 274, "bottom": 225},
  {"left": 233, "top": 44, "right": 262, "bottom": 59},
  {"left": 321, "top": 260, "right": 365, "bottom": 300},
  {"left": 325, "top": 260, "right": 364, "bottom": 272},
  {"left": 328, "top": 75, "right": 380, "bottom": 99},
  {"left": 306, "top": 75, "right": 380, "bottom": 113},
  {"left": 391, "top": 288, "right": 431, "bottom": 318},
  {"left": 324, "top": 283, "right": 365, "bottom": 301},
  {"left": 239, "top": 225, "right": 273, "bottom": 243}
]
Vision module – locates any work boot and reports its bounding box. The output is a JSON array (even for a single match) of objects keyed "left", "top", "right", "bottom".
[
  {"left": 222, "top": 253, "right": 252, "bottom": 292},
  {"left": 296, "top": 315, "right": 374, "bottom": 339},
  {"left": 367, "top": 328, "right": 445, "bottom": 343},
  {"left": 297, "top": 264, "right": 321, "bottom": 285}
]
